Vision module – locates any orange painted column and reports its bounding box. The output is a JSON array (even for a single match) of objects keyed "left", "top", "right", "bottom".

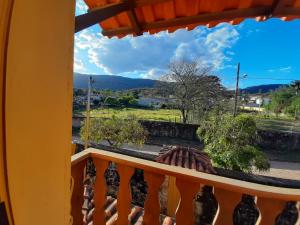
[
  {"left": 3, "top": 0, "right": 75, "bottom": 224},
  {"left": 0, "top": 0, "right": 14, "bottom": 224}
]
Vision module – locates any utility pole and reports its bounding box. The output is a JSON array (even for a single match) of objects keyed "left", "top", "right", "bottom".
[
  {"left": 84, "top": 76, "right": 93, "bottom": 149},
  {"left": 233, "top": 62, "right": 240, "bottom": 117}
]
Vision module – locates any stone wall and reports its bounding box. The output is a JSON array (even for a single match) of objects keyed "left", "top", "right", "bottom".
[
  {"left": 140, "top": 120, "right": 199, "bottom": 140},
  {"left": 73, "top": 117, "right": 200, "bottom": 140},
  {"left": 140, "top": 120, "right": 300, "bottom": 152},
  {"left": 258, "top": 130, "right": 300, "bottom": 152},
  {"left": 73, "top": 117, "right": 300, "bottom": 152}
]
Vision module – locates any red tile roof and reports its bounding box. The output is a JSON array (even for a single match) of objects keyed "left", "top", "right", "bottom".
[
  {"left": 84, "top": 0, "right": 300, "bottom": 38},
  {"left": 156, "top": 145, "right": 216, "bottom": 174},
  {"left": 83, "top": 196, "right": 175, "bottom": 225}
]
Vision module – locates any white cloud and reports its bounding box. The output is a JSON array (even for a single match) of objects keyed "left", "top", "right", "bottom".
[
  {"left": 74, "top": 23, "right": 239, "bottom": 77},
  {"left": 76, "top": 0, "right": 88, "bottom": 15},
  {"left": 268, "top": 66, "right": 292, "bottom": 73},
  {"left": 74, "top": 58, "right": 86, "bottom": 73},
  {"left": 279, "top": 66, "right": 292, "bottom": 72},
  {"left": 141, "top": 69, "right": 166, "bottom": 80}
]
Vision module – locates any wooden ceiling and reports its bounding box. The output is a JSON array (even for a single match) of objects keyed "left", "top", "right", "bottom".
[{"left": 75, "top": 0, "right": 300, "bottom": 37}]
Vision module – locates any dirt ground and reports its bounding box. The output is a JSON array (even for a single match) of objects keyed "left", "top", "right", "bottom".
[{"left": 255, "top": 161, "right": 300, "bottom": 180}]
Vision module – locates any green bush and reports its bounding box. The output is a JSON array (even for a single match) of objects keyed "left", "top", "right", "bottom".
[
  {"left": 197, "top": 113, "right": 270, "bottom": 173},
  {"left": 265, "top": 85, "right": 300, "bottom": 118},
  {"left": 286, "top": 96, "right": 300, "bottom": 118},
  {"left": 105, "top": 97, "right": 119, "bottom": 107},
  {"left": 81, "top": 115, "right": 147, "bottom": 148},
  {"left": 118, "top": 94, "right": 138, "bottom": 107}
]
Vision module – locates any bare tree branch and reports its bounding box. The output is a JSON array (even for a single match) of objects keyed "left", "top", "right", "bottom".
[{"left": 160, "top": 60, "right": 225, "bottom": 123}]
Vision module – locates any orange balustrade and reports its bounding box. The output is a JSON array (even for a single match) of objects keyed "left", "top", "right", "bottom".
[{"left": 71, "top": 148, "right": 300, "bottom": 225}]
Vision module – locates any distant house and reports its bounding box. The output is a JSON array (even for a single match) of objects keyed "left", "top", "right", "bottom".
[
  {"left": 73, "top": 96, "right": 86, "bottom": 106},
  {"left": 90, "top": 94, "right": 101, "bottom": 101},
  {"left": 241, "top": 94, "right": 270, "bottom": 112},
  {"left": 138, "top": 97, "right": 166, "bottom": 108},
  {"left": 242, "top": 102, "right": 264, "bottom": 112},
  {"left": 249, "top": 94, "right": 270, "bottom": 106}
]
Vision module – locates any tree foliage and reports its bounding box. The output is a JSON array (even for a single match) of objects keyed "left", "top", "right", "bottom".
[
  {"left": 266, "top": 84, "right": 300, "bottom": 117},
  {"left": 265, "top": 87, "right": 294, "bottom": 115},
  {"left": 198, "top": 113, "right": 270, "bottom": 173},
  {"left": 291, "top": 80, "right": 300, "bottom": 96},
  {"left": 118, "top": 94, "right": 138, "bottom": 107},
  {"left": 286, "top": 97, "right": 300, "bottom": 117},
  {"left": 161, "top": 60, "right": 225, "bottom": 123},
  {"left": 105, "top": 97, "right": 119, "bottom": 106},
  {"left": 81, "top": 115, "right": 147, "bottom": 148},
  {"left": 74, "top": 88, "right": 86, "bottom": 96}
]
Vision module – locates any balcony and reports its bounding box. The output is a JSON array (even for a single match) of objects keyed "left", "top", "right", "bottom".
[{"left": 71, "top": 148, "right": 300, "bottom": 225}]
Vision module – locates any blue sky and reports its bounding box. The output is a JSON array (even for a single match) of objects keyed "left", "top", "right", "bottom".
[{"left": 74, "top": 0, "right": 300, "bottom": 89}]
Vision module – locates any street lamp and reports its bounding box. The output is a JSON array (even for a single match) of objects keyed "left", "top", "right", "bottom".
[{"left": 233, "top": 62, "right": 247, "bottom": 117}]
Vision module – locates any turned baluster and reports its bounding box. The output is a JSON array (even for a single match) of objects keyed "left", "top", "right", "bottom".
[
  {"left": 175, "top": 179, "right": 200, "bottom": 225},
  {"left": 93, "top": 158, "right": 109, "bottom": 225},
  {"left": 213, "top": 188, "right": 242, "bottom": 225},
  {"left": 71, "top": 160, "right": 86, "bottom": 225},
  {"left": 143, "top": 171, "right": 165, "bottom": 225},
  {"left": 116, "top": 164, "right": 135, "bottom": 225},
  {"left": 256, "top": 197, "right": 286, "bottom": 225}
]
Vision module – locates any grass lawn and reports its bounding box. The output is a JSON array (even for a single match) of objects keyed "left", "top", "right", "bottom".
[
  {"left": 76, "top": 107, "right": 182, "bottom": 122},
  {"left": 75, "top": 107, "right": 300, "bottom": 132},
  {"left": 255, "top": 118, "right": 300, "bottom": 133}
]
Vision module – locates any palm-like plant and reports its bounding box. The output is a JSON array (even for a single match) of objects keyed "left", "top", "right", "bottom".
[{"left": 291, "top": 80, "right": 300, "bottom": 96}]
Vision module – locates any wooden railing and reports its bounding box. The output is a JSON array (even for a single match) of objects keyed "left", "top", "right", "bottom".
[{"left": 71, "top": 148, "right": 300, "bottom": 225}]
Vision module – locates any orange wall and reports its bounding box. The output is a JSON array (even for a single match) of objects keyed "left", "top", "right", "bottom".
[{"left": 3, "top": 0, "right": 75, "bottom": 224}]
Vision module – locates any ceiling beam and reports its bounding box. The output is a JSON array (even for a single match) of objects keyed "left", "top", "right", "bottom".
[
  {"left": 135, "top": 0, "right": 173, "bottom": 7},
  {"left": 278, "top": 6, "right": 300, "bottom": 15},
  {"left": 270, "top": 0, "right": 297, "bottom": 16},
  {"left": 75, "top": 2, "right": 130, "bottom": 33},
  {"left": 125, "top": 0, "right": 142, "bottom": 36},
  {"left": 269, "top": 0, "right": 284, "bottom": 16},
  {"left": 102, "top": 26, "right": 134, "bottom": 37},
  {"left": 76, "top": 0, "right": 173, "bottom": 33}
]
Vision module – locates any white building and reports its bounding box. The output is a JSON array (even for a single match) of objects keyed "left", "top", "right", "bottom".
[{"left": 138, "top": 97, "right": 166, "bottom": 108}]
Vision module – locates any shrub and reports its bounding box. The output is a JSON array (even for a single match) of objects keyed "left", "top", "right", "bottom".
[
  {"left": 105, "top": 97, "right": 119, "bottom": 107},
  {"left": 197, "top": 113, "right": 270, "bottom": 173},
  {"left": 286, "top": 96, "right": 300, "bottom": 118},
  {"left": 118, "top": 94, "right": 138, "bottom": 107},
  {"left": 81, "top": 115, "right": 147, "bottom": 148}
]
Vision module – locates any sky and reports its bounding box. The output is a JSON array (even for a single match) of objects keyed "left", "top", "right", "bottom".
[{"left": 74, "top": 0, "right": 300, "bottom": 89}]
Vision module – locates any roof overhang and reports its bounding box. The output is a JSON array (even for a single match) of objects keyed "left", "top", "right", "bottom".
[{"left": 75, "top": 0, "right": 300, "bottom": 37}]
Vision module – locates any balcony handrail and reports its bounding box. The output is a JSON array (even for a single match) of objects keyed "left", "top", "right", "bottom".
[{"left": 72, "top": 148, "right": 300, "bottom": 201}]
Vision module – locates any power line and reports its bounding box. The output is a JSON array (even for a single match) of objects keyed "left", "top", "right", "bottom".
[
  {"left": 244, "top": 77, "right": 296, "bottom": 81},
  {"left": 220, "top": 76, "right": 296, "bottom": 81}
]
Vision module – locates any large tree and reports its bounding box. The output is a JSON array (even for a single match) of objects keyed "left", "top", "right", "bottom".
[{"left": 162, "top": 60, "right": 224, "bottom": 123}]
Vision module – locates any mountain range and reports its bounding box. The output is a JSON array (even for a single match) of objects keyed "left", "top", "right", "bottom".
[
  {"left": 241, "top": 84, "right": 286, "bottom": 94},
  {"left": 74, "top": 73, "right": 286, "bottom": 94},
  {"left": 74, "top": 73, "right": 158, "bottom": 90}
]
